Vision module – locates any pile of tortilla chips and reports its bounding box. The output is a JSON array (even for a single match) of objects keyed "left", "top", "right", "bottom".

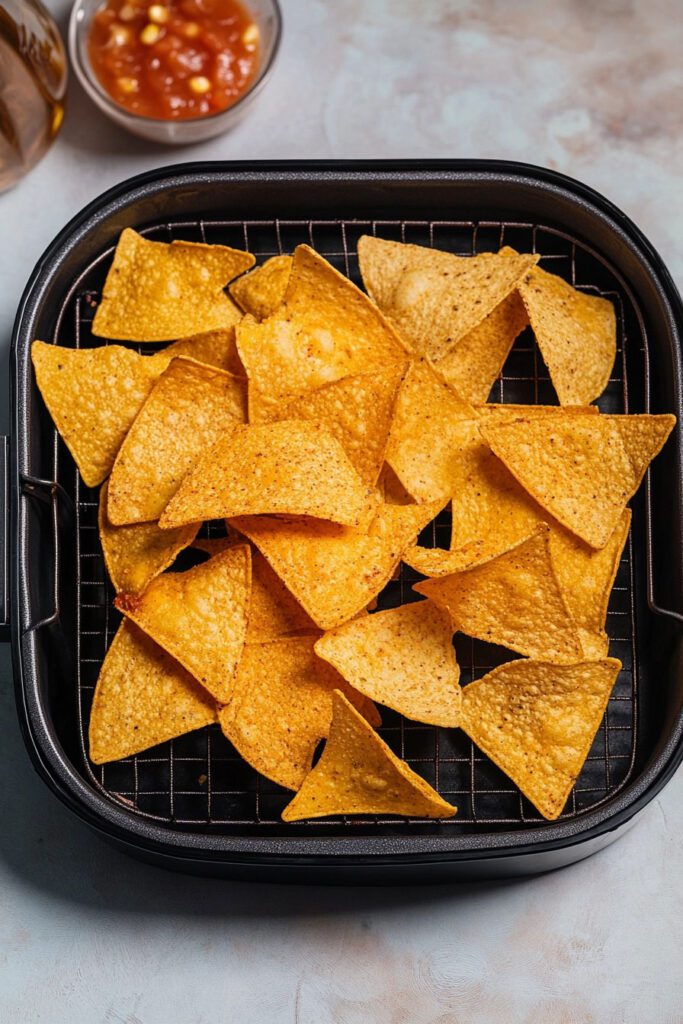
[{"left": 32, "top": 227, "right": 676, "bottom": 823}]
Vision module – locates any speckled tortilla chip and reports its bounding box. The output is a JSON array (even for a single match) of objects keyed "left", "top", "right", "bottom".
[
  {"left": 156, "top": 328, "right": 245, "bottom": 376},
  {"left": 92, "top": 228, "right": 253, "bottom": 342},
  {"left": 99, "top": 480, "right": 198, "bottom": 594},
  {"left": 357, "top": 236, "right": 538, "bottom": 361},
  {"left": 480, "top": 412, "right": 675, "bottom": 548},
  {"left": 282, "top": 691, "right": 457, "bottom": 821},
  {"left": 519, "top": 264, "right": 616, "bottom": 405},
  {"left": 261, "top": 366, "right": 406, "bottom": 486},
  {"left": 236, "top": 245, "right": 408, "bottom": 415},
  {"left": 89, "top": 620, "right": 217, "bottom": 764},
  {"left": 31, "top": 340, "right": 162, "bottom": 488},
  {"left": 233, "top": 499, "right": 444, "bottom": 630},
  {"left": 385, "top": 360, "right": 481, "bottom": 502},
  {"left": 436, "top": 290, "right": 528, "bottom": 402},
  {"left": 229, "top": 255, "right": 292, "bottom": 320},
  {"left": 218, "top": 636, "right": 378, "bottom": 790},
  {"left": 160, "top": 420, "right": 376, "bottom": 529},
  {"left": 461, "top": 658, "right": 622, "bottom": 819},
  {"left": 415, "top": 526, "right": 582, "bottom": 662},
  {"left": 115, "top": 544, "right": 251, "bottom": 704},
  {"left": 107, "top": 357, "right": 246, "bottom": 525},
  {"left": 315, "top": 600, "right": 461, "bottom": 727}
]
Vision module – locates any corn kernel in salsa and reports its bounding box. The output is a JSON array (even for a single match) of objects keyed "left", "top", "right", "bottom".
[{"left": 88, "top": 0, "right": 260, "bottom": 120}]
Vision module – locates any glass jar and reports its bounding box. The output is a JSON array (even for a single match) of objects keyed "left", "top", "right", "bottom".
[{"left": 0, "top": 0, "right": 67, "bottom": 192}]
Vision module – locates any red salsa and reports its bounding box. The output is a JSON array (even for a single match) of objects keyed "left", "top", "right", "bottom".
[{"left": 88, "top": 0, "right": 260, "bottom": 120}]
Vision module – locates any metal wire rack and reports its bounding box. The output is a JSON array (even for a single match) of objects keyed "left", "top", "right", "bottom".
[{"left": 48, "top": 216, "right": 641, "bottom": 835}]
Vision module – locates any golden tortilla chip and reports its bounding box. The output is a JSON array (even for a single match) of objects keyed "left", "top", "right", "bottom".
[
  {"left": 236, "top": 245, "right": 408, "bottom": 416},
  {"left": 229, "top": 255, "right": 292, "bottom": 320},
  {"left": 107, "top": 357, "right": 246, "bottom": 525},
  {"left": 403, "top": 538, "right": 496, "bottom": 578},
  {"left": 519, "top": 264, "right": 616, "bottom": 405},
  {"left": 357, "top": 236, "right": 538, "bottom": 361},
  {"left": 99, "top": 480, "right": 198, "bottom": 594},
  {"left": 92, "top": 228, "right": 253, "bottom": 341},
  {"left": 115, "top": 544, "right": 251, "bottom": 703},
  {"left": 262, "top": 366, "right": 406, "bottom": 486},
  {"left": 385, "top": 359, "right": 481, "bottom": 502},
  {"left": 89, "top": 619, "right": 217, "bottom": 764},
  {"left": 282, "top": 691, "right": 457, "bottom": 821},
  {"left": 436, "top": 290, "right": 528, "bottom": 402},
  {"left": 32, "top": 340, "right": 162, "bottom": 488},
  {"left": 415, "top": 526, "right": 582, "bottom": 661},
  {"left": 233, "top": 499, "right": 444, "bottom": 630},
  {"left": 160, "top": 420, "right": 376, "bottom": 529},
  {"left": 155, "top": 328, "right": 245, "bottom": 377},
  {"left": 474, "top": 403, "right": 599, "bottom": 419},
  {"left": 218, "top": 636, "right": 378, "bottom": 790},
  {"left": 315, "top": 600, "right": 461, "bottom": 726},
  {"left": 480, "top": 412, "right": 675, "bottom": 548},
  {"left": 461, "top": 658, "right": 622, "bottom": 819}
]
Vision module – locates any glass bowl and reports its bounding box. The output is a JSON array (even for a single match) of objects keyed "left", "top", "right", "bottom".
[{"left": 68, "top": 0, "right": 281, "bottom": 144}]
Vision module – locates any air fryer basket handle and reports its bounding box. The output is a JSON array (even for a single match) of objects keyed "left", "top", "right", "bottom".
[{"left": 0, "top": 436, "right": 9, "bottom": 641}]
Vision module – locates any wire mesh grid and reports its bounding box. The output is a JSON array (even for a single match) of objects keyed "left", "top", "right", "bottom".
[{"left": 51, "top": 215, "right": 641, "bottom": 834}]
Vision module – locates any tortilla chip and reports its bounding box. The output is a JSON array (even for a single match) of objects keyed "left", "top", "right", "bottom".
[
  {"left": 461, "top": 658, "right": 622, "bottom": 819},
  {"left": 404, "top": 538, "right": 497, "bottom": 578},
  {"left": 107, "top": 357, "right": 246, "bottom": 525},
  {"left": 550, "top": 510, "right": 630, "bottom": 646},
  {"left": 357, "top": 236, "right": 538, "bottom": 361},
  {"left": 282, "top": 691, "right": 457, "bottom": 821},
  {"left": 92, "top": 228, "right": 253, "bottom": 342},
  {"left": 229, "top": 255, "right": 292, "bottom": 320},
  {"left": 236, "top": 245, "right": 408, "bottom": 416},
  {"left": 415, "top": 526, "right": 582, "bottom": 661},
  {"left": 89, "top": 619, "right": 217, "bottom": 764},
  {"left": 262, "top": 366, "right": 406, "bottom": 486},
  {"left": 160, "top": 420, "right": 376, "bottom": 529},
  {"left": 436, "top": 290, "right": 528, "bottom": 402},
  {"left": 480, "top": 412, "right": 675, "bottom": 548},
  {"left": 155, "top": 328, "right": 245, "bottom": 376},
  {"left": 519, "top": 264, "right": 616, "bottom": 405},
  {"left": 315, "top": 600, "right": 461, "bottom": 726},
  {"left": 99, "top": 480, "right": 198, "bottom": 594},
  {"left": 233, "top": 499, "right": 444, "bottom": 630},
  {"left": 32, "top": 340, "right": 162, "bottom": 488},
  {"left": 385, "top": 360, "right": 481, "bottom": 502},
  {"left": 218, "top": 636, "right": 377, "bottom": 790},
  {"left": 115, "top": 544, "right": 251, "bottom": 703},
  {"left": 474, "top": 403, "right": 599, "bottom": 420}
]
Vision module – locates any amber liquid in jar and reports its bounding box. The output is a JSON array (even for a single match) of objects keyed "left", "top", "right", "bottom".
[{"left": 0, "top": 0, "right": 67, "bottom": 192}]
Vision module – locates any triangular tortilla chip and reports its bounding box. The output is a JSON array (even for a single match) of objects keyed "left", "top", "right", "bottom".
[
  {"left": 282, "top": 691, "right": 457, "bottom": 821},
  {"left": 107, "top": 357, "right": 246, "bottom": 525},
  {"left": 519, "top": 264, "right": 616, "bottom": 405},
  {"left": 385, "top": 359, "right": 481, "bottom": 502},
  {"left": 461, "top": 658, "right": 622, "bottom": 819},
  {"left": 99, "top": 480, "right": 198, "bottom": 594},
  {"left": 480, "top": 412, "right": 675, "bottom": 548},
  {"left": 92, "top": 228, "right": 253, "bottom": 341},
  {"left": 233, "top": 499, "right": 444, "bottom": 630},
  {"left": 160, "top": 420, "right": 376, "bottom": 529},
  {"left": 315, "top": 600, "right": 461, "bottom": 726},
  {"left": 32, "top": 340, "right": 162, "bottom": 488},
  {"left": 261, "top": 366, "right": 406, "bottom": 486},
  {"left": 229, "top": 254, "right": 292, "bottom": 320},
  {"left": 115, "top": 544, "right": 251, "bottom": 703},
  {"left": 415, "top": 526, "right": 582, "bottom": 661},
  {"left": 89, "top": 620, "right": 217, "bottom": 764},
  {"left": 436, "top": 290, "right": 528, "bottom": 402},
  {"left": 236, "top": 245, "right": 408, "bottom": 416},
  {"left": 155, "top": 328, "right": 245, "bottom": 377},
  {"left": 218, "top": 636, "right": 378, "bottom": 790},
  {"left": 357, "top": 236, "right": 538, "bottom": 361}
]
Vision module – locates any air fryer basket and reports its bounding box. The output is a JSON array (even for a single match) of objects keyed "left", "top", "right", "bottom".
[{"left": 8, "top": 162, "right": 683, "bottom": 881}]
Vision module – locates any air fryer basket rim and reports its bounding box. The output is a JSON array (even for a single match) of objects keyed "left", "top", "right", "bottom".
[{"left": 9, "top": 160, "right": 683, "bottom": 872}]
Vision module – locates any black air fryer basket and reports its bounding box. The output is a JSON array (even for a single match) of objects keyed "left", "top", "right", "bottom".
[{"left": 7, "top": 162, "right": 683, "bottom": 882}]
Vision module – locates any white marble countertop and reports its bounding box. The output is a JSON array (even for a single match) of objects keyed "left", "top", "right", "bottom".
[{"left": 1, "top": 2, "right": 682, "bottom": 1021}]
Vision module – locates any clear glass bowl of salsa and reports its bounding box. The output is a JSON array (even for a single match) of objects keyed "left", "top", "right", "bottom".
[{"left": 69, "top": 0, "right": 281, "bottom": 143}]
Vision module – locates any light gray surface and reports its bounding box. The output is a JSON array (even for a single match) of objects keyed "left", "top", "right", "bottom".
[{"left": 1, "top": 2, "right": 683, "bottom": 1021}]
